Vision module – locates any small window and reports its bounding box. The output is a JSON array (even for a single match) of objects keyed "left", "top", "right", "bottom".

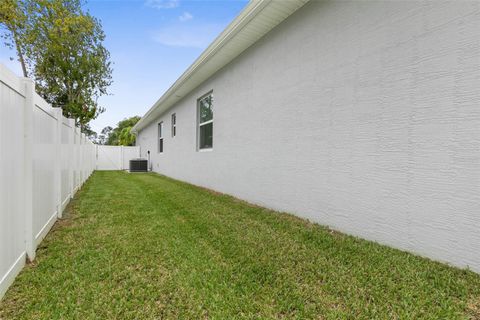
[
  {"left": 171, "top": 113, "right": 176, "bottom": 137},
  {"left": 158, "top": 122, "right": 163, "bottom": 153},
  {"left": 197, "top": 92, "right": 213, "bottom": 150}
]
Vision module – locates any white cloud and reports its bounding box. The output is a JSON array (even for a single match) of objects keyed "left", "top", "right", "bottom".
[
  {"left": 145, "top": 0, "right": 179, "bottom": 9},
  {"left": 179, "top": 11, "right": 193, "bottom": 22},
  {"left": 152, "top": 23, "right": 223, "bottom": 49}
]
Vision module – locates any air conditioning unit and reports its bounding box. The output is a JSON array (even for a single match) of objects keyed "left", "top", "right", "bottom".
[{"left": 129, "top": 159, "right": 148, "bottom": 172}]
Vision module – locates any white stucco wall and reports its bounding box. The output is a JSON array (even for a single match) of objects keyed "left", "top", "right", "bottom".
[{"left": 138, "top": 1, "right": 480, "bottom": 272}]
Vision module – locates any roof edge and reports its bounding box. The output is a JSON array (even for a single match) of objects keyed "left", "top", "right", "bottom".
[{"left": 132, "top": 0, "right": 308, "bottom": 133}]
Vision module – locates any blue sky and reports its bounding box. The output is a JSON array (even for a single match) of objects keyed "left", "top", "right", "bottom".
[{"left": 0, "top": 0, "right": 247, "bottom": 133}]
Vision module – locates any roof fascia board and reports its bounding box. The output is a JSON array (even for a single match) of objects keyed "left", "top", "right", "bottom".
[{"left": 132, "top": 0, "right": 308, "bottom": 133}]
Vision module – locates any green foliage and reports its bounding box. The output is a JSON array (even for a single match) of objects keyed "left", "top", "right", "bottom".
[
  {"left": 118, "top": 126, "right": 135, "bottom": 146},
  {"left": 0, "top": 1, "right": 20, "bottom": 34},
  {"left": 0, "top": 0, "right": 112, "bottom": 128},
  {"left": 81, "top": 123, "right": 98, "bottom": 141},
  {"left": 96, "top": 125, "right": 112, "bottom": 145},
  {"left": 1, "top": 171, "right": 480, "bottom": 319},
  {"left": 101, "top": 116, "right": 140, "bottom": 146},
  {"left": 0, "top": 0, "right": 29, "bottom": 76}
]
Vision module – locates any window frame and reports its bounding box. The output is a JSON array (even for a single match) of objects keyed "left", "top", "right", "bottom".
[
  {"left": 158, "top": 121, "right": 164, "bottom": 153},
  {"left": 197, "top": 91, "right": 213, "bottom": 151},
  {"left": 171, "top": 113, "right": 176, "bottom": 138}
]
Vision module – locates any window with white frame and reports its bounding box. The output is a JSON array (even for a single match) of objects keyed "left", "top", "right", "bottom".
[
  {"left": 171, "top": 113, "right": 176, "bottom": 137},
  {"left": 158, "top": 122, "right": 163, "bottom": 153},
  {"left": 197, "top": 92, "right": 213, "bottom": 150}
]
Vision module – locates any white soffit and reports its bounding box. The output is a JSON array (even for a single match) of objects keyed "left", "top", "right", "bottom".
[{"left": 132, "top": 0, "right": 309, "bottom": 133}]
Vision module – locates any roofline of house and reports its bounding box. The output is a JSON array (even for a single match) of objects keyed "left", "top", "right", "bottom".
[{"left": 132, "top": 0, "right": 309, "bottom": 134}]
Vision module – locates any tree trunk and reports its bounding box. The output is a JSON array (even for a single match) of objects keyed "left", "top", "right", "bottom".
[{"left": 12, "top": 29, "right": 27, "bottom": 77}]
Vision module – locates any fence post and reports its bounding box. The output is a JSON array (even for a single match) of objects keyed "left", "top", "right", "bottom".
[
  {"left": 83, "top": 134, "right": 86, "bottom": 182},
  {"left": 74, "top": 127, "right": 78, "bottom": 190},
  {"left": 93, "top": 143, "right": 95, "bottom": 174},
  {"left": 69, "top": 119, "right": 75, "bottom": 199},
  {"left": 78, "top": 133, "right": 82, "bottom": 185},
  {"left": 22, "top": 78, "right": 35, "bottom": 261},
  {"left": 94, "top": 144, "right": 98, "bottom": 170},
  {"left": 76, "top": 125, "right": 79, "bottom": 190},
  {"left": 54, "top": 109, "right": 63, "bottom": 218},
  {"left": 121, "top": 145, "right": 124, "bottom": 170},
  {"left": 80, "top": 133, "right": 84, "bottom": 185}
]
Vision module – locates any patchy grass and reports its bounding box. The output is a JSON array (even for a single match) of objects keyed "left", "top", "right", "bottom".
[{"left": 1, "top": 171, "right": 479, "bottom": 319}]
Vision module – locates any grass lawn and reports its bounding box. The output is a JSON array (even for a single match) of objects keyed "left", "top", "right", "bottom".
[{"left": 1, "top": 171, "right": 479, "bottom": 319}]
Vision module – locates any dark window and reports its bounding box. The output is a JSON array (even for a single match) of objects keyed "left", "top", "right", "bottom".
[
  {"left": 158, "top": 122, "right": 163, "bottom": 153},
  {"left": 199, "top": 95, "right": 213, "bottom": 123},
  {"left": 171, "top": 113, "right": 176, "bottom": 137},
  {"left": 198, "top": 92, "right": 213, "bottom": 150},
  {"left": 199, "top": 122, "right": 213, "bottom": 149}
]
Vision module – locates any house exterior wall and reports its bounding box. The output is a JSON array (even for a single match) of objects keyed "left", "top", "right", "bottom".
[{"left": 137, "top": 1, "right": 480, "bottom": 272}]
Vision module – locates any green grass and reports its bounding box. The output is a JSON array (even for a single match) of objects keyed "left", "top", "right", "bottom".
[{"left": 1, "top": 171, "right": 479, "bottom": 319}]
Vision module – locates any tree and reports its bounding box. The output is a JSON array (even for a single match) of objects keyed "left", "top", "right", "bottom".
[
  {"left": 81, "top": 123, "right": 98, "bottom": 141},
  {"left": 96, "top": 126, "right": 112, "bottom": 145},
  {"left": 102, "top": 116, "right": 140, "bottom": 146},
  {"left": 0, "top": 0, "right": 112, "bottom": 132},
  {"left": 119, "top": 127, "right": 135, "bottom": 146},
  {"left": 0, "top": 0, "right": 29, "bottom": 76}
]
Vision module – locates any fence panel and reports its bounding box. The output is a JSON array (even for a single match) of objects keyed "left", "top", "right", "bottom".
[
  {"left": 96, "top": 145, "right": 140, "bottom": 170},
  {"left": 122, "top": 146, "right": 141, "bottom": 170},
  {"left": 0, "top": 64, "right": 96, "bottom": 299},
  {"left": 32, "top": 94, "right": 58, "bottom": 247},
  {"left": 1, "top": 64, "right": 134, "bottom": 299},
  {"left": 0, "top": 65, "right": 27, "bottom": 299},
  {"left": 61, "top": 117, "right": 74, "bottom": 211},
  {"left": 73, "top": 128, "right": 81, "bottom": 193},
  {"left": 96, "top": 145, "right": 122, "bottom": 170}
]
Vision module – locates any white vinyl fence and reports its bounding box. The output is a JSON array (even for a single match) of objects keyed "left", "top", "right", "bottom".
[
  {"left": 96, "top": 145, "right": 140, "bottom": 170},
  {"left": 0, "top": 64, "right": 96, "bottom": 299}
]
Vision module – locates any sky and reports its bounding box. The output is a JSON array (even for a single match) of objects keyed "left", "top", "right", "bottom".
[{"left": 0, "top": 0, "right": 247, "bottom": 133}]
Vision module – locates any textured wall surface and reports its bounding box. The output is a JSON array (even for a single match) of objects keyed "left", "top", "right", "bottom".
[{"left": 138, "top": 1, "right": 480, "bottom": 272}]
